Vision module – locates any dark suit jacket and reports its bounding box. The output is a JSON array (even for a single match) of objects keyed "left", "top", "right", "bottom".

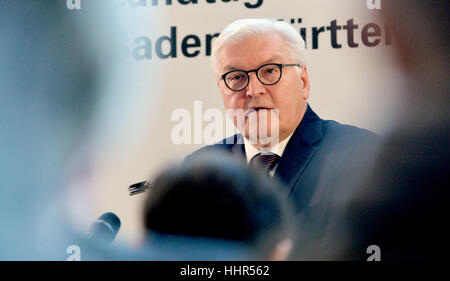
[{"left": 187, "top": 105, "right": 378, "bottom": 214}]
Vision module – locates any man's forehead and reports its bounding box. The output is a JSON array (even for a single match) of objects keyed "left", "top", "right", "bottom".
[
  {"left": 220, "top": 54, "right": 286, "bottom": 72},
  {"left": 217, "top": 34, "right": 290, "bottom": 73}
]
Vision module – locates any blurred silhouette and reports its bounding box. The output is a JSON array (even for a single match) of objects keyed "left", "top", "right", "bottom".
[
  {"left": 0, "top": 1, "right": 149, "bottom": 260},
  {"left": 141, "top": 152, "right": 297, "bottom": 260},
  {"left": 294, "top": 0, "right": 449, "bottom": 260}
]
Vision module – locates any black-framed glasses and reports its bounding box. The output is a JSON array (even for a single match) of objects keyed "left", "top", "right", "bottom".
[{"left": 220, "top": 63, "right": 301, "bottom": 92}]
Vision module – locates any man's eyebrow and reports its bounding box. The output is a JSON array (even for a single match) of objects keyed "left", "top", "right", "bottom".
[
  {"left": 221, "top": 55, "right": 285, "bottom": 73},
  {"left": 221, "top": 64, "right": 238, "bottom": 73}
]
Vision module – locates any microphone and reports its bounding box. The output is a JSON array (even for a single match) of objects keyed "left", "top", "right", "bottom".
[
  {"left": 86, "top": 212, "right": 121, "bottom": 245},
  {"left": 128, "top": 180, "right": 152, "bottom": 196}
]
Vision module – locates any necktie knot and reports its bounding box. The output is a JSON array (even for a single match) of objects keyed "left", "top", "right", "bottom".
[{"left": 250, "top": 152, "right": 280, "bottom": 173}]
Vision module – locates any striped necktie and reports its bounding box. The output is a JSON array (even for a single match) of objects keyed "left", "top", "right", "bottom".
[{"left": 250, "top": 152, "right": 280, "bottom": 174}]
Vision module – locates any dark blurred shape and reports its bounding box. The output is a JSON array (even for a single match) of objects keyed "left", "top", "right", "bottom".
[
  {"left": 0, "top": 0, "right": 132, "bottom": 259},
  {"left": 295, "top": 0, "right": 449, "bottom": 260},
  {"left": 344, "top": 127, "right": 449, "bottom": 260},
  {"left": 87, "top": 213, "right": 121, "bottom": 246},
  {"left": 142, "top": 152, "right": 296, "bottom": 260},
  {"left": 347, "top": 0, "right": 450, "bottom": 260}
]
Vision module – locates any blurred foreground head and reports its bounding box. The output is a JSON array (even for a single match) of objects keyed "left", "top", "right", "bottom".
[
  {"left": 0, "top": 1, "right": 148, "bottom": 259},
  {"left": 296, "top": 0, "right": 449, "bottom": 260},
  {"left": 352, "top": 0, "right": 449, "bottom": 260},
  {"left": 142, "top": 152, "right": 296, "bottom": 260}
]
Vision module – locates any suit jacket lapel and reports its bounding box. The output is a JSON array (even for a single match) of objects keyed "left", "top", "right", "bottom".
[{"left": 274, "top": 105, "right": 324, "bottom": 194}]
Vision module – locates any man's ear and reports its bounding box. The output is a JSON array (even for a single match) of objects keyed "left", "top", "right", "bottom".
[
  {"left": 269, "top": 238, "right": 293, "bottom": 261},
  {"left": 300, "top": 66, "right": 310, "bottom": 100}
]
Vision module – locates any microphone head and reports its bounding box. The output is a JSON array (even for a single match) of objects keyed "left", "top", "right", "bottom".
[{"left": 87, "top": 212, "right": 121, "bottom": 245}]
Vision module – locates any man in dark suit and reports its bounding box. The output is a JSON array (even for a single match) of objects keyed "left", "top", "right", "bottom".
[
  {"left": 186, "top": 19, "right": 379, "bottom": 259},
  {"left": 188, "top": 19, "right": 378, "bottom": 213}
]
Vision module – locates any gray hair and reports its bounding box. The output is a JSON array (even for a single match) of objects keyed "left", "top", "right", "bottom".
[{"left": 211, "top": 18, "right": 308, "bottom": 75}]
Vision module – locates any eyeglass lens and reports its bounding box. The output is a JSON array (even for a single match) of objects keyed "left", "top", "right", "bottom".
[{"left": 225, "top": 64, "right": 282, "bottom": 91}]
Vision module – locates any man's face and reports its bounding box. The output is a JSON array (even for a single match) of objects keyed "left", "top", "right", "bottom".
[{"left": 217, "top": 33, "right": 310, "bottom": 147}]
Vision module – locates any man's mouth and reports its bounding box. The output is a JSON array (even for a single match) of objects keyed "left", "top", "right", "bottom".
[
  {"left": 247, "top": 107, "right": 271, "bottom": 112},
  {"left": 244, "top": 107, "right": 273, "bottom": 118}
]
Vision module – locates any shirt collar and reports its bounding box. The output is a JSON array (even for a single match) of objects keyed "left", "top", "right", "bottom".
[{"left": 243, "top": 133, "right": 294, "bottom": 163}]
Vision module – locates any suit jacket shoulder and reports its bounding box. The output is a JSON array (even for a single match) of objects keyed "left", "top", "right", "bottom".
[{"left": 184, "top": 134, "right": 244, "bottom": 164}]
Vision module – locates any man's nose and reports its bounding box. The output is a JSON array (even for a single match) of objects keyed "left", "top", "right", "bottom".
[{"left": 245, "top": 72, "right": 265, "bottom": 97}]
